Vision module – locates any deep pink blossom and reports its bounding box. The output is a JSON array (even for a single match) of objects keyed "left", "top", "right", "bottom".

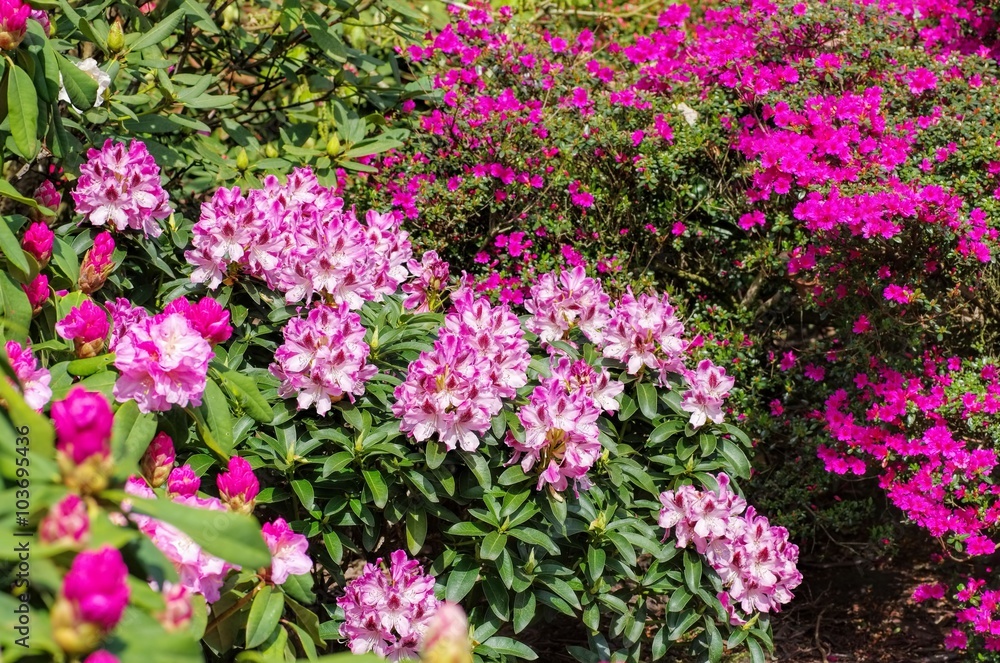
[{"left": 61, "top": 546, "right": 130, "bottom": 630}]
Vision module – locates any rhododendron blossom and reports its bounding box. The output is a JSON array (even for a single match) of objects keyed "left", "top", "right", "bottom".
[
  {"left": 659, "top": 475, "right": 801, "bottom": 616},
  {"left": 113, "top": 309, "right": 213, "bottom": 413},
  {"left": 525, "top": 266, "right": 610, "bottom": 345},
  {"left": 4, "top": 339, "right": 51, "bottom": 410},
  {"left": 601, "top": 289, "right": 686, "bottom": 381},
  {"left": 262, "top": 517, "right": 311, "bottom": 585},
  {"left": 72, "top": 139, "right": 172, "bottom": 236},
  {"left": 56, "top": 299, "right": 110, "bottom": 357},
  {"left": 270, "top": 302, "right": 376, "bottom": 415},
  {"left": 337, "top": 550, "right": 440, "bottom": 661},
  {"left": 680, "top": 360, "right": 735, "bottom": 428},
  {"left": 60, "top": 546, "right": 131, "bottom": 630}
]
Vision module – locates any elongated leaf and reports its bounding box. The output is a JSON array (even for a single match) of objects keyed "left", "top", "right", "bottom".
[
  {"left": 513, "top": 590, "right": 536, "bottom": 633},
  {"left": 120, "top": 494, "right": 271, "bottom": 568},
  {"left": 444, "top": 556, "right": 479, "bottom": 603},
  {"left": 0, "top": 216, "right": 29, "bottom": 275},
  {"left": 636, "top": 383, "right": 658, "bottom": 419},
  {"left": 129, "top": 8, "right": 185, "bottom": 51},
  {"left": 56, "top": 53, "right": 98, "bottom": 110},
  {"left": 425, "top": 440, "right": 446, "bottom": 469},
  {"left": 200, "top": 377, "right": 235, "bottom": 456},
  {"left": 246, "top": 586, "right": 284, "bottom": 649},
  {"left": 8, "top": 65, "right": 38, "bottom": 159},
  {"left": 405, "top": 509, "right": 427, "bottom": 555},
  {"left": 482, "top": 636, "right": 537, "bottom": 660},
  {"left": 483, "top": 574, "right": 509, "bottom": 620},
  {"left": 719, "top": 439, "right": 751, "bottom": 478},
  {"left": 683, "top": 551, "right": 702, "bottom": 593},
  {"left": 362, "top": 468, "right": 388, "bottom": 508},
  {"left": 0, "top": 268, "right": 31, "bottom": 342},
  {"left": 111, "top": 399, "right": 158, "bottom": 471},
  {"left": 479, "top": 531, "right": 507, "bottom": 561},
  {"left": 215, "top": 366, "right": 274, "bottom": 423}
]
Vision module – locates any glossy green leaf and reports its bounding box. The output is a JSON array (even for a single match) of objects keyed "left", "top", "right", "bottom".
[
  {"left": 479, "top": 531, "right": 507, "bottom": 561},
  {"left": 110, "top": 399, "right": 158, "bottom": 472},
  {"left": 56, "top": 52, "right": 98, "bottom": 110},
  {"left": 512, "top": 590, "right": 536, "bottom": 634},
  {"left": 129, "top": 8, "right": 186, "bottom": 51},
  {"left": 636, "top": 383, "right": 658, "bottom": 419},
  {"left": 481, "top": 637, "right": 537, "bottom": 660},
  {"left": 0, "top": 216, "right": 29, "bottom": 275},
  {"left": 8, "top": 65, "right": 38, "bottom": 159},
  {"left": 200, "top": 377, "right": 235, "bottom": 457},
  {"left": 246, "top": 585, "right": 284, "bottom": 649},
  {"left": 362, "top": 468, "right": 388, "bottom": 508},
  {"left": 121, "top": 494, "right": 270, "bottom": 568},
  {"left": 215, "top": 366, "right": 274, "bottom": 423}
]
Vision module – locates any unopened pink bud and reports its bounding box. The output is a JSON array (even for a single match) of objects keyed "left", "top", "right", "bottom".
[
  {"left": 60, "top": 546, "right": 130, "bottom": 631},
  {"left": 32, "top": 180, "right": 61, "bottom": 213},
  {"left": 0, "top": 0, "right": 29, "bottom": 51},
  {"left": 39, "top": 494, "right": 89, "bottom": 547},
  {"left": 78, "top": 232, "right": 116, "bottom": 294},
  {"left": 83, "top": 651, "right": 120, "bottom": 663},
  {"left": 52, "top": 387, "right": 112, "bottom": 464},
  {"left": 167, "top": 465, "right": 200, "bottom": 497},
  {"left": 140, "top": 432, "right": 175, "bottom": 487},
  {"left": 22, "top": 273, "right": 48, "bottom": 314},
  {"left": 22, "top": 221, "right": 53, "bottom": 266},
  {"left": 217, "top": 456, "right": 259, "bottom": 514}
]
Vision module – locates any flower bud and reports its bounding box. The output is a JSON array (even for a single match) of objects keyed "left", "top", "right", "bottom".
[
  {"left": 217, "top": 456, "right": 260, "bottom": 515},
  {"left": 52, "top": 597, "right": 103, "bottom": 656},
  {"left": 140, "top": 432, "right": 175, "bottom": 487},
  {"left": 22, "top": 221, "right": 53, "bottom": 266},
  {"left": 78, "top": 231, "right": 115, "bottom": 294},
  {"left": 84, "top": 651, "right": 121, "bottom": 663},
  {"left": 221, "top": 3, "right": 239, "bottom": 30},
  {"left": 0, "top": 0, "right": 29, "bottom": 51},
  {"left": 39, "top": 494, "right": 90, "bottom": 548},
  {"left": 236, "top": 147, "right": 249, "bottom": 172},
  {"left": 107, "top": 19, "right": 124, "bottom": 54},
  {"left": 31, "top": 180, "right": 62, "bottom": 221},
  {"left": 53, "top": 387, "right": 114, "bottom": 493},
  {"left": 158, "top": 582, "right": 193, "bottom": 632},
  {"left": 167, "top": 465, "right": 200, "bottom": 497},
  {"left": 421, "top": 603, "right": 473, "bottom": 663},
  {"left": 54, "top": 546, "right": 130, "bottom": 656},
  {"left": 326, "top": 134, "right": 341, "bottom": 157},
  {"left": 22, "top": 273, "right": 48, "bottom": 315},
  {"left": 265, "top": 143, "right": 279, "bottom": 158},
  {"left": 163, "top": 296, "right": 232, "bottom": 345}
]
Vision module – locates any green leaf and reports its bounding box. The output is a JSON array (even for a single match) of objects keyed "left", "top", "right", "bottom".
[
  {"left": 512, "top": 590, "right": 536, "bottom": 633},
  {"left": 483, "top": 574, "right": 509, "bottom": 620},
  {"left": 683, "top": 551, "right": 702, "bottom": 593},
  {"left": 649, "top": 419, "right": 684, "bottom": 444},
  {"left": 110, "top": 399, "right": 158, "bottom": 472},
  {"left": 704, "top": 619, "right": 723, "bottom": 663},
  {"left": 362, "top": 468, "right": 388, "bottom": 508},
  {"left": 587, "top": 546, "right": 606, "bottom": 582},
  {"left": 215, "top": 366, "right": 274, "bottom": 423},
  {"left": 747, "top": 637, "right": 766, "bottom": 663},
  {"left": 479, "top": 531, "right": 507, "bottom": 561},
  {"left": 8, "top": 65, "right": 38, "bottom": 159},
  {"left": 510, "top": 528, "right": 560, "bottom": 555},
  {"left": 56, "top": 53, "right": 98, "bottom": 110},
  {"left": 200, "top": 377, "right": 235, "bottom": 457},
  {"left": 462, "top": 451, "right": 492, "bottom": 490},
  {"left": 66, "top": 353, "right": 116, "bottom": 376},
  {"left": 246, "top": 586, "right": 284, "bottom": 649},
  {"left": 291, "top": 479, "right": 315, "bottom": 511},
  {"left": 425, "top": 440, "right": 447, "bottom": 469},
  {"left": 0, "top": 216, "right": 29, "bottom": 275},
  {"left": 636, "top": 383, "right": 658, "bottom": 419},
  {"left": 719, "top": 439, "right": 751, "bottom": 478},
  {"left": 121, "top": 494, "right": 271, "bottom": 568},
  {"left": 0, "top": 271, "right": 32, "bottom": 341},
  {"left": 667, "top": 611, "right": 700, "bottom": 641},
  {"left": 129, "top": 8, "right": 186, "bottom": 51},
  {"left": 444, "top": 556, "right": 479, "bottom": 603},
  {"left": 0, "top": 179, "right": 51, "bottom": 215},
  {"left": 482, "top": 636, "right": 537, "bottom": 660},
  {"left": 405, "top": 509, "right": 427, "bottom": 555}
]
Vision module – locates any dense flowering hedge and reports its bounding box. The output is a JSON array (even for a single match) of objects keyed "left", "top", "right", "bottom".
[
  {"left": 338, "top": 0, "right": 1000, "bottom": 654},
  {"left": 0, "top": 3, "right": 804, "bottom": 661}
]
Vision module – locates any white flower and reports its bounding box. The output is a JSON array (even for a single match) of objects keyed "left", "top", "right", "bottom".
[{"left": 58, "top": 58, "right": 111, "bottom": 111}]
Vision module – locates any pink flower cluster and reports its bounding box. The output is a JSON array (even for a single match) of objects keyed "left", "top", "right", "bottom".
[
  {"left": 525, "top": 266, "right": 610, "bottom": 344},
  {"left": 402, "top": 250, "right": 450, "bottom": 312},
  {"left": 337, "top": 550, "right": 440, "bottom": 661},
  {"left": 56, "top": 299, "right": 110, "bottom": 357},
  {"left": 601, "top": 289, "right": 687, "bottom": 381},
  {"left": 270, "top": 302, "right": 376, "bottom": 415},
  {"left": 52, "top": 387, "right": 113, "bottom": 464},
  {"left": 680, "top": 359, "right": 736, "bottom": 429},
  {"left": 112, "top": 297, "right": 224, "bottom": 413},
  {"left": 4, "top": 340, "right": 51, "bottom": 410},
  {"left": 72, "top": 139, "right": 172, "bottom": 237},
  {"left": 186, "top": 169, "right": 410, "bottom": 307},
  {"left": 505, "top": 358, "right": 620, "bottom": 494},
  {"left": 393, "top": 287, "right": 529, "bottom": 451},
  {"left": 659, "top": 474, "right": 802, "bottom": 617}
]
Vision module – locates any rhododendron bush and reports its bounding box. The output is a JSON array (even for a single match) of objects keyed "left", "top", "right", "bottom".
[{"left": 0, "top": 4, "right": 796, "bottom": 663}]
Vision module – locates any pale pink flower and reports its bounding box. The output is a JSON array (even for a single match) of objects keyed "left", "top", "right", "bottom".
[
  {"left": 4, "top": 340, "right": 51, "bottom": 410},
  {"left": 262, "top": 517, "right": 311, "bottom": 585}
]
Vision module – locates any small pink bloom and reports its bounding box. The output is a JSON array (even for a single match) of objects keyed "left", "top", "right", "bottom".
[
  {"left": 217, "top": 456, "right": 260, "bottom": 515},
  {"left": 167, "top": 465, "right": 200, "bottom": 497},
  {"left": 262, "top": 517, "right": 311, "bottom": 585},
  {"left": 22, "top": 273, "right": 48, "bottom": 313},
  {"left": 141, "top": 432, "right": 176, "bottom": 488},
  {"left": 21, "top": 222, "right": 53, "bottom": 265},
  {"left": 4, "top": 339, "right": 51, "bottom": 410},
  {"left": 39, "top": 494, "right": 89, "bottom": 547}
]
